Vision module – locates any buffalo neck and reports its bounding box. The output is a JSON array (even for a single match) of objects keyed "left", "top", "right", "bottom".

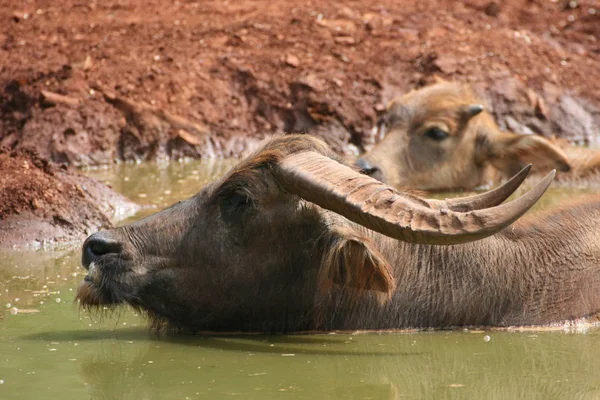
[{"left": 328, "top": 203, "right": 600, "bottom": 330}]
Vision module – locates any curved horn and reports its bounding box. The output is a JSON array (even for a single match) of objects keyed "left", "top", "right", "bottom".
[
  {"left": 428, "top": 164, "right": 532, "bottom": 212},
  {"left": 274, "top": 152, "right": 553, "bottom": 245}
]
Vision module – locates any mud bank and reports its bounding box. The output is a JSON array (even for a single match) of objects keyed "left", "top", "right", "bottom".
[
  {"left": 0, "top": 148, "right": 139, "bottom": 249},
  {"left": 0, "top": 0, "right": 598, "bottom": 166}
]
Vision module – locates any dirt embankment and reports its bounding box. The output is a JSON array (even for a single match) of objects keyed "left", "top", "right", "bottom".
[
  {"left": 0, "top": 148, "right": 139, "bottom": 249},
  {"left": 0, "top": 0, "right": 598, "bottom": 166}
]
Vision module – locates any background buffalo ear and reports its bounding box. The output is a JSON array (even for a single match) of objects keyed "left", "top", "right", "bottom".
[
  {"left": 319, "top": 226, "right": 395, "bottom": 303},
  {"left": 482, "top": 131, "right": 571, "bottom": 177}
]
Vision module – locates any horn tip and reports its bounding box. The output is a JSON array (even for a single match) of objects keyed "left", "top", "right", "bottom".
[
  {"left": 532, "top": 169, "right": 555, "bottom": 199},
  {"left": 467, "top": 104, "right": 484, "bottom": 116},
  {"left": 515, "top": 163, "right": 532, "bottom": 179}
]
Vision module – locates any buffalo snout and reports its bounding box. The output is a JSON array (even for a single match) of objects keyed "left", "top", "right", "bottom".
[
  {"left": 82, "top": 231, "right": 123, "bottom": 269},
  {"left": 355, "top": 158, "right": 382, "bottom": 180},
  {"left": 355, "top": 158, "right": 379, "bottom": 175}
]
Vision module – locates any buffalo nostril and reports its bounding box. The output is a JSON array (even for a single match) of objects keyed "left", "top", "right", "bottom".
[
  {"left": 82, "top": 232, "right": 122, "bottom": 269},
  {"left": 89, "top": 239, "right": 120, "bottom": 256},
  {"left": 355, "top": 158, "right": 381, "bottom": 177}
]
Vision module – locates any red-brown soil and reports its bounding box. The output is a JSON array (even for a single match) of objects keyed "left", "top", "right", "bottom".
[
  {"left": 0, "top": 148, "right": 139, "bottom": 249},
  {"left": 1, "top": 0, "right": 598, "bottom": 166}
]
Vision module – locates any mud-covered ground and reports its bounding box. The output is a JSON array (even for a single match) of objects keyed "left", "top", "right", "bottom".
[
  {"left": 0, "top": 0, "right": 599, "bottom": 247},
  {"left": 1, "top": 0, "right": 599, "bottom": 165},
  {"left": 0, "top": 148, "right": 138, "bottom": 249}
]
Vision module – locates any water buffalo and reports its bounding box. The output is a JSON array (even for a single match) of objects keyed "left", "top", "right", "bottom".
[
  {"left": 76, "top": 134, "right": 600, "bottom": 334},
  {"left": 356, "top": 80, "right": 573, "bottom": 191}
]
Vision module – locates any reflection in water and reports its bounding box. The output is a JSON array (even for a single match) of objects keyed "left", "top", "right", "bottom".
[
  {"left": 2, "top": 158, "right": 600, "bottom": 399},
  {"left": 35, "top": 329, "right": 600, "bottom": 399}
]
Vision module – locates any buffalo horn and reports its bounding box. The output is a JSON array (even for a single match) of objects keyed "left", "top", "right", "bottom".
[
  {"left": 274, "top": 152, "right": 554, "bottom": 245},
  {"left": 466, "top": 104, "right": 484, "bottom": 117},
  {"left": 428, "top": 164, "right": 532, "bottom": 212}
]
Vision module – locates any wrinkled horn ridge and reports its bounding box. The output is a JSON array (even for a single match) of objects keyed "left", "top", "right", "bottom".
[{"left": 275, "top": 152, "right": 554, "bottom": 245}]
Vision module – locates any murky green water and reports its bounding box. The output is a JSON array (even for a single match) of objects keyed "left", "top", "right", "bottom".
[{"left": 2, "top": 160, "right": 600, "bottom": 399}]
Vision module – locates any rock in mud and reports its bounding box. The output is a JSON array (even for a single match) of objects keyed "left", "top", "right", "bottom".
[{"left": 0, "top": 148, "right": 139, "bottom": 249}]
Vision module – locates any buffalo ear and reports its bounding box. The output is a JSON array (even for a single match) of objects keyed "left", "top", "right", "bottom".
[
  {"left": 319, "top": 226, "right": 395, "bottom": 303},
  {"left": 483, "top": 131, "right": 571, "bottom": 177}
]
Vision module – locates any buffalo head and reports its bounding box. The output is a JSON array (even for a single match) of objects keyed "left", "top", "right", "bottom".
[
  {"left": 77, "top": 135, "right": 553, "bottom": 333},
  {"left": 357, "top": 80, "right": 570, "bottom": 191}
]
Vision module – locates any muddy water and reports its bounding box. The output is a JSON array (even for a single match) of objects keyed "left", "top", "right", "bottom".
[{"left": 2, "top": 160, "right": 600, "bottom": 399}]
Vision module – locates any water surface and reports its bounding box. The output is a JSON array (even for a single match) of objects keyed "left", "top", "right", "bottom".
[{"left": 2, "top": 160, "right": 600, "bottom": 399}]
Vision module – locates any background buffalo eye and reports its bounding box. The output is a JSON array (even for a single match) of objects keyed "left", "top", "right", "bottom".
[{"left": 424, "top": 127, "right": 449, "bottom": 141}]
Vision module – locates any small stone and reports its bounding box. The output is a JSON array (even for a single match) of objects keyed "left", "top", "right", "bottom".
[
  {"left": 535, "top": 97, "right": 549, "bottom": 119},
  {"left": 83, "top": 55, "right": 93, "bottom": 71},
  {"left": 285, "top": 54, "right": 300, "bottom": 67},
  {"left": 298, "top": 74, "right": 325, "bottom": 92},
  {"left": 332, "top": 78, "right": 343, "bottom": 87},
  {"left": 484, "top": 2, "right": 501, "bottom": 17},
  {"left": 433, "top": 54, "right": 459, "bottom": 74},
  {"left": 334, "top": 36, "right": 355, "bottom": 45},
  {"left": 338, "top": 6, "right": 356, "bottom": 19}
]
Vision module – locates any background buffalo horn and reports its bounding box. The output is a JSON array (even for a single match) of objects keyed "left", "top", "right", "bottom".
[
  {"left": 466, "top": 104, "right": 484, "bottom": 117},
  {"left": 274, "top": 152, "right": 554, "bottom": 245}
]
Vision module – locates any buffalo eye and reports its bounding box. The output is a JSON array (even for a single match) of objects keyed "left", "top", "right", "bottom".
[
  {"left": 424, "top": 127, "right": 449, "bottom": 141},
  {"left": 219, "top": 191, "right": 252, "bottom": 216}
]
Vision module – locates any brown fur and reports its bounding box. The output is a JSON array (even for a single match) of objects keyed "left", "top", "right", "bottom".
[
  {"left": 231, "top": 137, "right": 395, "bottom": 303},
  {"left": 556, "top": 138, "right": 600, "bottom": 184},
  {"left": 319, "top": 225, "right": 395, "bottom": 303},
  {"left": 213, "top": 134, "right": 339, "bottom": 198},
  {"left": 75, "top": 282, "right": 106, "bottom": 309}
]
